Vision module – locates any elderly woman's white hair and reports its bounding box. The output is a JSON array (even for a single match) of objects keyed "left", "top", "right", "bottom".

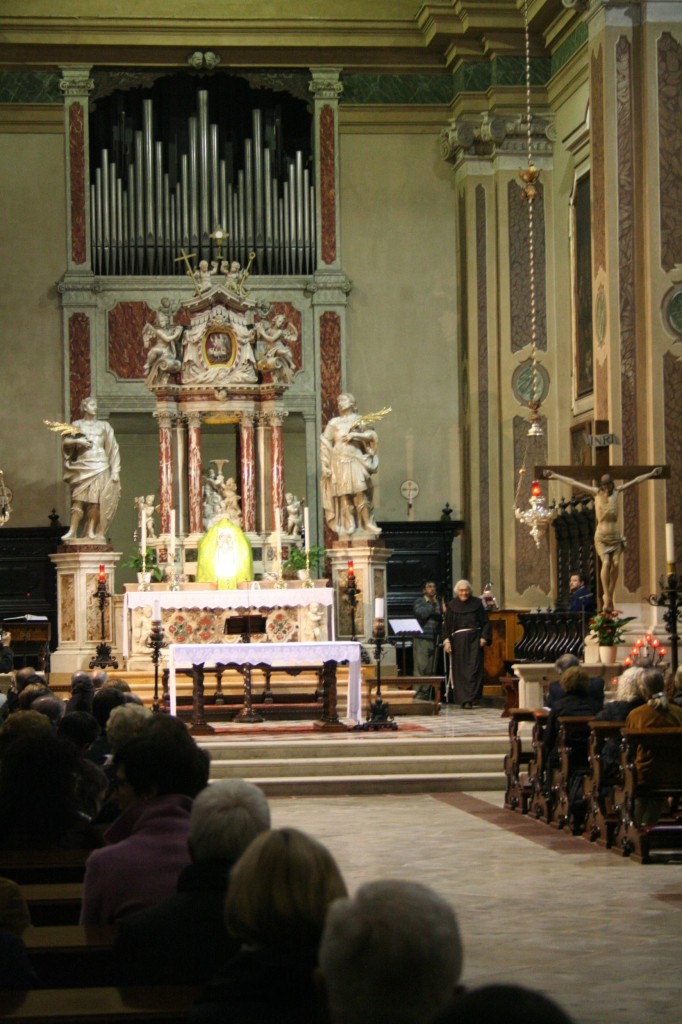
[
  {"left": 105, "top": 702, "right": 152, "bottom": 754},
  {"left": 615, "top": 666, "right": 644, "bottom": 702}
]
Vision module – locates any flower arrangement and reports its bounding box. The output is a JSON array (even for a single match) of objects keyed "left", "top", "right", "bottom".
[
  {"left": 588, "top": 609, "right": 634, "bottom": 647},
  {"left": 283, "top": 544, "right": 327, "bottom": 576},
  {"left": 120, "top": 547, "right": 164, "bottom": 582}
]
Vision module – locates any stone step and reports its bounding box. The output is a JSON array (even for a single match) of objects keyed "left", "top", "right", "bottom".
[
  {"left": 209, "top": 753, "right": 503, "bottom": 778},
  {"left": 199, "top": 736, "right": 508, "bottom": 760},
  {"left": 231, "top": 772, "right": 505, "bottom": 796}
]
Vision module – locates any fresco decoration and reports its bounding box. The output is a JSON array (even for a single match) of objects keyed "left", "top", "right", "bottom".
[
  {"left": 508, "top": 179, "right": 547, "bottom": 354},
  {"left": 617, "top": 36, "right": 640, "bottom": 593},
  {"left": 658, "top": 33, "right": 682, "bottom": 272}
]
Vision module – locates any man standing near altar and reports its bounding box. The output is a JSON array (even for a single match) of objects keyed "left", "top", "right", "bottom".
[{"left": 62, "top": 396, "right": 121, "bottom": 542}]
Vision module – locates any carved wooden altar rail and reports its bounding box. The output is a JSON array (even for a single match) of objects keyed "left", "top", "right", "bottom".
[{"left": 514, "top": 611, "right": 591, "bottom": 663}]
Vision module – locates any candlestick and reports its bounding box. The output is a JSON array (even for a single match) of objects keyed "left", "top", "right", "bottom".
[
  {"left": 169, "top": 509, "right": 176, "bottom": 559},
  {"left": 303, "top": 506, "right": 310, "bottom": 554},
  {"left": 666, "top": 522, "right": 675, "bottom": 566}
]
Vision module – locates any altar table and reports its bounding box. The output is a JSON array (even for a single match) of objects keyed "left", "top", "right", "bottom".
[
  {"left": 167, "top": 640, "right": 362, "bottom": 724},
  {"left": 122, "top": 587, "right": 335, "bottom": 659}
]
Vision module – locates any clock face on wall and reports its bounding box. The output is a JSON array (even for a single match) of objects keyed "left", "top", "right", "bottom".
[{"left": 400, "top": 479, "right": 419, "bottom": 502}]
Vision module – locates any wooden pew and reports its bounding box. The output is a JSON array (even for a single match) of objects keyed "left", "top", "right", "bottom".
[
  {"left": 613, "top": 727, "right": 682, "bottom": 863},
  {"left": 583, "top": 721, "right": 627, "bottom": 847},
  {"left": 0, "top": 986, "right": 201, "bottom": 1022},
  {"left": 22, "top": 925, "right": 116, "bottom": 988},
  {"left": 21, "top": 882, "right": 82, "bottom": 926},
  {"left": 549, "top": 716, "right": 593, "bottom": 833},
  {"left": 503, "top": 708, "right": 536, "bottom": 812},
  {"left": 526, "top": 710, "right": 551, "bottom": 822},
  {"left": 0, "top": 849, "right": 90, "bottom": 885}
]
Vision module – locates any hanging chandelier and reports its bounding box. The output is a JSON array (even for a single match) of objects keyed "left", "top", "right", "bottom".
[
  {"left": 0, "top": 470, "right": 13, "bottom": 526},
  {"left": 513, "top": 0, "right": 556, "bottom": 546}
]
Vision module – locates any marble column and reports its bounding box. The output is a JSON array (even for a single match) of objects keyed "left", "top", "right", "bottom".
[
  {"left": 186, "top": 411, "right": 203, "bottom": 535},
  {"left": 240, "top": 412, "right": 256, "bottom": 533},
  {"left": 155, "top": 410, "right": 174, "bottom": 534},
  {"left": 270, "top": 412, "right": 286, "bottom": 532}
]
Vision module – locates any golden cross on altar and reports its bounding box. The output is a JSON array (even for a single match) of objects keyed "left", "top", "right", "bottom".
[{"left": 174, "top": 248, "right": 200, "bottom": 294}]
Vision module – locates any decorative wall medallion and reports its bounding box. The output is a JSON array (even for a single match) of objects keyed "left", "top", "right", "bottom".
[
  {"left": 203, "top": 326, "right": 237, "bottom": 368},
  {"left": 665, "top": 287, "right": 682, "bottom": 337},
  {"left": 511, "top": 359, "right": 550, "bottom": 406}
]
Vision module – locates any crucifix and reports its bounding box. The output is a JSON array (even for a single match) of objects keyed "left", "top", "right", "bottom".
[{"left": 536, "top": 460, "right": 669, "bottom": 611}]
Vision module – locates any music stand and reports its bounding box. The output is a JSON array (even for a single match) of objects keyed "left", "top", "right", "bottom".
[{"left": 389, "top": 618, "right": 422, "bottom": 676}]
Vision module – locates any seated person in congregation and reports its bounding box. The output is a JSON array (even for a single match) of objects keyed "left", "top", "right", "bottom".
[
  {"left": 543, "top": 667, "right": 602, "bottom": 771},
  {"left": 114, "top": 779, "right": 271, "bottom": 986},
  {"left": 625, "top": 667, "right": 682, "bottom": 826},
  {"left": 545, "top": 653, "right": 604, "bottom": 711}
]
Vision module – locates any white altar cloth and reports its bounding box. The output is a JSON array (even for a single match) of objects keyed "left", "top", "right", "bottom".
[
  {"left": 167, "top": 640, "right": 362, "bottom": 722},
  {"left": 122, "top": 587, "right": 335, "bottom": 657}
]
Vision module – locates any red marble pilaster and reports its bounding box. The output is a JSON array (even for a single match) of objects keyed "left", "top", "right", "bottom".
[
  {"left": 186, "top": 412, "right": 203, "bottom": 535},
  {"left": 69, "top": 103, "right": 87, "bottom": 266},
  {"left": 319, "top": 105, "right": 337, "bottom": 265},
  {"left": 156, "top": 412, "right": 174, "bottom": 534},
  {"left": 319, "top": 311, "right": 342, "bottom": 428},
  {"left": 270, "top": 415, "right": 285, "bottom": 531},
  {"left": 240, "top": 415, "right": 256, "bottom": 532},
  {"left": 68, "top": 313, "right": 91, "bottom": 420}
]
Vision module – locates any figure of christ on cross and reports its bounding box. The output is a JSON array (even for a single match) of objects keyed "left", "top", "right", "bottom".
[{"left": 539, "top": 463, "right": 666, "bottom": 611}]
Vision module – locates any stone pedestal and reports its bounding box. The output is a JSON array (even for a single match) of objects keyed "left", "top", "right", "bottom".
[
  {"left": 49, "top": 548, "right": 121, "bottom": 673},
  {"left": 327, "top": 541, "right": 392, "bottom": 642}
]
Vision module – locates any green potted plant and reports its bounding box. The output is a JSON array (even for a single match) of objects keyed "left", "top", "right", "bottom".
[
  {"left": 120, "top": 547, "right": 164, "bottom": 584},
  {"left": 283, "top": 544, "right": 327, "bottom": 580},
  {"left": 588, "top": 609, "right": 634, "bottom": 664}
]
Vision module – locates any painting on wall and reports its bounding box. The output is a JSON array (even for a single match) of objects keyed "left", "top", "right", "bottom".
[
  {"left": 572, "top": 173, "right": 594, "bottom": 399},
  {"left": 570, "top": 420, "right": 593, "bottom": 472}
]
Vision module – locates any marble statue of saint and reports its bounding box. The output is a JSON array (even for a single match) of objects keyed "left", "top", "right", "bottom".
[
  {"left": 217, "top": 477, "right": 243, "bottom": 527},
  {"left": 256, "top": 313, "right": 297, "bottom": 386},
  {"left": 320, "top": 393, "right": 382, "bottom": 538},
  {"left": 62, "top": 396, "right": 121, "bottom": 543},
  {"left": 285, "top": 492, "right": 302, "bottom": 536},
  {"left": 134, "top": 494, "right": 158, "bottom": 540},
  {"left": 142, "top": 299, "right": 183, "bottom": 386},
  {"left": 543, "top": 466, "right": 663, "bottom": 611}
]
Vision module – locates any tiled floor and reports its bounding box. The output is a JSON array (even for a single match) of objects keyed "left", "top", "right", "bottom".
[{"left": 262, "top": 707, "right": 682, "bottom": 1024}]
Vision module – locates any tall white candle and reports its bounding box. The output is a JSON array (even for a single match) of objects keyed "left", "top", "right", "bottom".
[
  {"left": 375, "top": 597, "right": 385, "bottom": 619},
  {"left": 666, "top": 522, "right": 675, "bottom": 564},
  {"left": 169, "top": 509, "right": 176, "bottom": 558},
  {"left": 153, "top": 599, "right": 161, "bottom": 621},
  {"left": 303, "top": 506, "right": 310, "bottom": 553},
  {"left": 140, "top": 508, "right": 147, "bottom": 556}
]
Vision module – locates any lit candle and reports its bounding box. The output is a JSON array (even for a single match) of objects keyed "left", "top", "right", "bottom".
[
  {"left": 303, "top": 506, "right": 310, "bottom": 554},
  {"left": 659, "top": 647, "right": 667, "bottom": 658},
  {"left": 374, "top": 597, "right": 385, "bottom": 619},
  {"left": 347, "top": 559, "right": 354, "bottom": 579},
  {"left": 623, "top": 657, "right": 632, "bottom": 667},
  {"left": 153, "top": 599, "right": 161, "bottom": 621},
  {"left": 98, "top": 564, "right": 106, "bottom": 585},
  {"left": 169, "top": 509, "right": 176, "bottom": 559},
  {"left": 666, "top": 522, "right": 675, "bottom": 565}
]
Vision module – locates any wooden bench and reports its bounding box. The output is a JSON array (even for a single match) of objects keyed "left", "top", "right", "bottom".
[
  {"left": 503, "top": 708, "right": 536, "bottom": 812},
  {"left": 0, "top": 849, "right": 90, "bottom": 885},
  {"left": 582, "top": 721, "right": 627, "bottom": 847},
  {"left": 23, "top": 925, "right": 116, "bottom": 988},
  {"left": 0, "top": 986, "right": 201, "bottom": 1022},
  {"left": 612, "top": 727, "right": 682, "bottom": 863},
  {"left": 20, "top": 882, "right": 83, "bottom": 926},
  {"left": 549, "top": 716, "right": 594, "bottom": 833},
  {"left": 526, "top": 710, "right": 551, "bottom": 822}
]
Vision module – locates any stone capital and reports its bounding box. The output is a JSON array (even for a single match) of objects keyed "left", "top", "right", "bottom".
[
  {"left": 309, "top": 67, "right": 344, "bottom": 102},
  {"left": 59, "top": 66, "right": 95, "bottom": 98},
  {"left": 441, "top": 112, "right": 555, "bottom": 166}
]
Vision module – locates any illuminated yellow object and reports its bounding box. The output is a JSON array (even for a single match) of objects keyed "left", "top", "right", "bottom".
[{"left": 196, "top": 517, "right": 253, "bottom": 588}]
